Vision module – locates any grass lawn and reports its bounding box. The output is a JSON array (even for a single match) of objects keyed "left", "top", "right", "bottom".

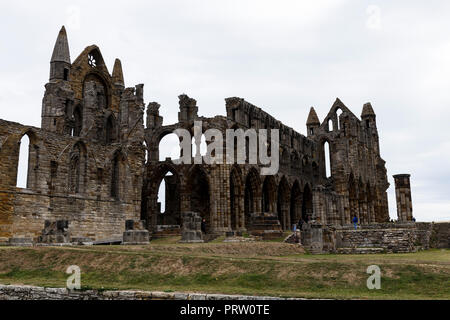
[{"left": 0, "top": 239, "right": 448, "bottom": 300}]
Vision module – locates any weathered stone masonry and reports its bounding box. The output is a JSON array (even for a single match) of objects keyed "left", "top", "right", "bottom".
[
  {"left": 0, "top": 284, "right": 301, "bottom": 300},
  {"left": 0, "top": 27, "right": 144, "bottom": 243},
  {"left": 1, "top": 26, "right": 435, "bottom": 248}
]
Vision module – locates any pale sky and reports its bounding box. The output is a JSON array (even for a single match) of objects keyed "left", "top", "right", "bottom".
[{"left": 1, "top": 0, "right": 449, "bottom": 221}]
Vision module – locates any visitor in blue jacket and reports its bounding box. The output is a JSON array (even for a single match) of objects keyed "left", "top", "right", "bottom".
[{"left": 352, "top": 215, "right": 358, "bottom": 230}]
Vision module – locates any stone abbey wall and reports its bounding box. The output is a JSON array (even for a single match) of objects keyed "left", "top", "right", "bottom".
[
  {"left": 0, "top": 119, "right": 143, "bottom": 243},
  {"left": 0, "top": 26, "right": 418, "bottom": 245},
  {"left": 0, "top": 27, "right": 145, "bottom": 243},
  {"left": 142, "top": 95, "right": 391, "bottom": 235}
]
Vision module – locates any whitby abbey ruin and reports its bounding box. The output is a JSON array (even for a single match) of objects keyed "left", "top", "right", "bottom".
[{"left": 0, "top": 27, "right": 448, "bottom": 253}]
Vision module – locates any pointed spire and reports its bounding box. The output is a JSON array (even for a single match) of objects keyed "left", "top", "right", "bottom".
[
  {"left": 306, "top": 107, "right": 320, "bottom": 125},
  {"left": 51, "top": 26, "right": 71, "bottom": 64},
  {"left": 112, "top": 58, "right": 124, "bottom": 86},
  {"left": 361, "top": 102, "right": 375, "bottom": 118}
]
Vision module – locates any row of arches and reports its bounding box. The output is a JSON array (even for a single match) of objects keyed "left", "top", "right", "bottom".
[
  {"left": 142, "top": 164, "right": 314, "bottom": 233},
  {"left": 154, "top": 132, "right": 320, "bottom": 181}
]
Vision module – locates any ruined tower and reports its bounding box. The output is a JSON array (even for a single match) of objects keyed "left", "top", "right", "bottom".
[{"left": 393, "top": 174, "right": 413, "bottom": 222}]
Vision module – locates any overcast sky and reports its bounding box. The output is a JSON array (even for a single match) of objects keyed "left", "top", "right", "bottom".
[{"left": 1, "top": 0, "right": 449, "bottom": 221}]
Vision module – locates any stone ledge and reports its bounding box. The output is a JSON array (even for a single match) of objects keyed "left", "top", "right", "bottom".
[{"left": 0, "top": 284, "right": 314, "bottom": 300}]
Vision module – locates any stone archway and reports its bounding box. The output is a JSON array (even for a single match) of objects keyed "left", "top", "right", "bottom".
[
  {"left": 348, "top": 174, "right": 358, "bottom": 222},
  {"left": 290, "top": 180, "right": 302, "bottom": 225},
  {"left": 358, "top": 179, "right": 367, "bottom": 224},
  {"left": 244, "top": 168, "right": 261, "bottom": 230},
  {"left": 276, "top": 177, "right": 290, "bottom": 230},
  {"left": 302, "top": 183, "right": 313, "bottom": 222},
  {"left": 187, "top": 166, "right": 211, "bottom": 232},
  {"left": 142, "top": 164, "right": 181, "bottom": 230},
  {"left": 262, "top": 175, "right": 277, "bottom": 214},
  {"left": 230, "top": 166, "right": 244, "bottom": 231}
]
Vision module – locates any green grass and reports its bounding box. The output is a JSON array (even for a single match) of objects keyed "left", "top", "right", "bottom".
[{"left": 0, "top": 245, "right": 448, "bottom": 300}]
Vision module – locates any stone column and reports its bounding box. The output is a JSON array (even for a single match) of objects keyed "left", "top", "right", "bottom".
[{"left": 393, "top": 174, "right": 413, "bottom": 222}]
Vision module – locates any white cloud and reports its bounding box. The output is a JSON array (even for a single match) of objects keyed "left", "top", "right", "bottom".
[{"left": 366, "top": 5, "right": 382, "bottom": 30}]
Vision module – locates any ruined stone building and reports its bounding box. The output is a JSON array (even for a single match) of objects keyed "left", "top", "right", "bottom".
[{"left": 1, "top": 26, "right": 428, "bottom": 249}]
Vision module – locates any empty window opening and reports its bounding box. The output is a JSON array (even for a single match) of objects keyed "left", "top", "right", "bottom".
[
  {"left": 328, "top": 118, "right": 334, "bottom": 132},
  {"left": 336, "top": 108, "right": 343, "bottom": 130},
  {"left": 144, "top": 141, "right": 149, "bottom": 163},
  {"left": 157, "top": 172, "right": 173, "bottom": 214},
  {"left": 324, "top": 141, "right": 331, "bottom": 178},
  {"left": 159, "top": 133, "right": 181, "bottom": 161},
  {"left": 16, "top": 135, "right": 30, "bottom": 188}
]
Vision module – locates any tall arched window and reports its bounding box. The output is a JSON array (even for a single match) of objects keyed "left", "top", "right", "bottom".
[
  {"left": 16, "top": 134, "right": 30, "bottom": 188},
  {"left": 324, "top": 141, "right": 331, "bottom": 178},
  {"left": 143, "top": 141, "right": 149, "bottom": 163},
  {"left": 336, "top": 108, "right": 343, "bottom": 130},
  {"left": 328, "top": 118, "right": 334, "bottom": 132},
  {"left": 105, "top": 116, "right": 116, "bottom": 144},
  {"left": 73, "top": 106, "right": 82, "bottom": 137},
  {"left": 68, "top": 144, "right": 81, "bottom": 193},
  {"left": 111, "top": 152, "right": 120, "bottom": 199},
  {"left": 157, "top": 172, "right": 174, "bottom": 214}
]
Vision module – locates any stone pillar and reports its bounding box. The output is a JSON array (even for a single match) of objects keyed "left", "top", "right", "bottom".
[
  {"left": 180, "top": 212, "right": 204, "bottom": 243},
  {"left": 302, "top": 222, "right": 324, "bottom": 254},
  {"left": 393, "top": 174, "right": 413, "bottom": 222}
]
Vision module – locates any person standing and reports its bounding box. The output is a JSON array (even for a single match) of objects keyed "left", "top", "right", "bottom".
[
  {"left": 297, "top": 218, "right": 304, "bottom": 231},
  {"left": 352, "top": 215, "right": 358, "bottom": 230},
  {"left": 201, "top": 218, "right": 206, "bottom": 234}
]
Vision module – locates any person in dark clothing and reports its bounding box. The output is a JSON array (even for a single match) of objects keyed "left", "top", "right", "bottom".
[
  {"left": 297, "top": 218, "right": 304, "bottom": 231},
  {"left": 352, "top": 215, "right": 358, "bottom": 230},
  {"left": 201, "top": 218, "right": 206, "bottom": 234}
]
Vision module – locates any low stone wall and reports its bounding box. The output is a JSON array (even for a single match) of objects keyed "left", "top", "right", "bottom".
[
  {"left": 0, "top": 284, "right": 299, "bottom": 300},
  {"left": 336, "top": 229, "right": 416, "bottom": 253},
  {"left": 430, "top": 222, "right": 450, "bottom": 249},
  {"left": 300, "top": 222, "right": 449, "bottom": 254}
]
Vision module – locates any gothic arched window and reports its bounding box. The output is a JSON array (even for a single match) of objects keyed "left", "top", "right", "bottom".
[
  {"left": 73, "top": 106, "right": 82, "bottom": 137},
  {"left": 69, "top": 145, "right": 81, "bottom": 193},
  {"left": 106, "top": 116, "right": 116, "bottom": 144},
  {"left": 111, "top": 152, "right": 120, "bottom": 199},
  {"left": 16, "top": 134, "right": 30, "bottom": 188}
]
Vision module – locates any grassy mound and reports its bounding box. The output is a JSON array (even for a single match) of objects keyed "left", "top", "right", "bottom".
[{"left": 0, "top": 243, "right": 448, "bottom": 299}]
